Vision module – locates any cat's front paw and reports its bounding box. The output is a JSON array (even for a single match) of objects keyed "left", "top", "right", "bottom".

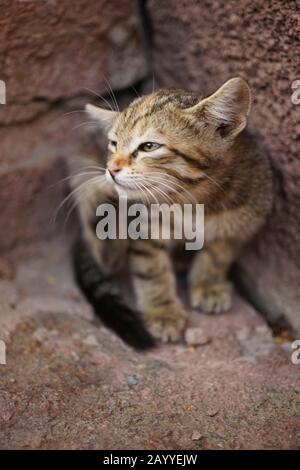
[
  {"left": 145, "top": 303, "right": 187, "bottom": 343},
  {"left": 191, "top": 281, "right": 233, "bottom": 314}
]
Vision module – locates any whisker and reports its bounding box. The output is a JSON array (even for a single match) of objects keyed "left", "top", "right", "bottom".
[
  {"left": 126, "top": 175, "right": 176, "bottom": 200},
  {"left": 133, "top": 181, "right": 149, "bottom": 205},
  {"left": 131, "top": 85, "right": 141, "bottom": 99},
  {"left": 103, "top": 77, "right": 120, "bottom": 112},
  {"left": 76, "top": 164, "right": 107, "bottom": 172},
  {"left": 152, "top": 72, "right": 156, "bottom": 94},
  {"left": 71, "top": 121, "right": 100, "bottom": 132},
  {"left": 201, "top": 171, "right": 225, "bottom": 193},
  {"left": 139, "top": 181, "right": 159, "bottom": 205},
  {"left": 81, "top": 86, "right": 115, "bottom": 112},
  {"left": 143, "top": 172, "right": 198, "bottom": 203},
  {"left": 62, "top": 110, "right": 88, "bottom": 117},
  {"left": 136, "top": 176, "right": 176, "bottom": 205},
  {"left": 136, "top": 174, "right": 195, "bottom": 204},
  {"left": 51, "top": 175, "right": 105, "bottom": 225},
  {"left": 144, "top": 184, "right": 160, "bottom": 205},
  {"left": 48, "top": 170, "right": 105, "bottom": 190},
  {"left": 63, "top": 181, "right": 95, "bottom": 227}
]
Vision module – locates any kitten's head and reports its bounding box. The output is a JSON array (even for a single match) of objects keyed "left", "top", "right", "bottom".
[{"left": 86, "top": 77, "right": 251, "bottom": 202}]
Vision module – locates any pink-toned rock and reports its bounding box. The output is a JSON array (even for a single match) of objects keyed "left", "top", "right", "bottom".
[
  {"left": 191, "top": 431, "right": 202, "bottom": 441},
  {"left": 0, "top": 105, "right": 81, "bottom": 167},
  {"left": 0, "top": 156, "right": 68, "bottom": 252},
  {"left": 0, "top": 0, "right": 146, "bottom": 253},
  {"left": 0, "top": 0, "right": 146, "bottom": 104}
]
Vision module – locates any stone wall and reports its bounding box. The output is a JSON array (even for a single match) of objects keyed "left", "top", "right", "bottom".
[
  {"left": 147, "top": 0, "right": 300, "bottom": 333},
  {"left": 0, "top": 0, "right": 147, "bottom": 251}
]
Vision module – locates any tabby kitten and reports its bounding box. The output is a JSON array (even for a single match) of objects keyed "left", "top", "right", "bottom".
[{"left": 73, "top": 78, "right": 272, "bottom": 348}]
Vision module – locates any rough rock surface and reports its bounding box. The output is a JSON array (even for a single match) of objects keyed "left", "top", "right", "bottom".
[
  {"left": 0, "top": 0, "right": 146, "bottom": 251},
  {"left": 0, "top": 238, "right": 299, "bottom": 450},
  {"left": 0, "top": 0, "right": 146, "bottom": 105},
  {"left": 0, "top": 154, "right": 69, "bottom": 252},
  {"left": 147, "top": 0, "right": 300, "bottom": 333}
]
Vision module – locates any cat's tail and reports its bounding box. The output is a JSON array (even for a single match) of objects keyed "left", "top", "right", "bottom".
[{"left": 72, "top": 237, "right": 155, "bottom": 350}]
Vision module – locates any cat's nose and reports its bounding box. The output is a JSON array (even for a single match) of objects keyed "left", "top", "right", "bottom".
[{"left": 107, "top": 162, "right": 122, "bottom": 178}]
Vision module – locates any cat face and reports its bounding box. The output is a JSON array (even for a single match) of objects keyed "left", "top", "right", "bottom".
[{"left": 86, "top": 78, "right": 251, "bottom": 202}]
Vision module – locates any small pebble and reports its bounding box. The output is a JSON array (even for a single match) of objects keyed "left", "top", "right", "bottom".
[
  {"left": 82, "top": 334, "right": 99, "bottom": 347},
  {"left": 127, "top": 375, "right": 139, "bottom": 386},
  {"left": 236, "top": 327, "right": 250, "bottom": 342},
  {"left": 32, "top": 327, "right": 48, "bottom": 343},
  {"left": 185, "top": 327, "right": 211, "bottom": 347},
  {"left": 206, "top": 408, "right": 219, "bottom": 417},
  {"left": 191, "top": 430, "right": 202, "bottom": 441}
]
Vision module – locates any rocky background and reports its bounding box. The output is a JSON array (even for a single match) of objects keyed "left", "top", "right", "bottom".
[
  {"left": 0, "top": 0, "right": 147, "bottom": 251},
  {"left": 0, "top": 0, "right": 299, "bottom": 450}
]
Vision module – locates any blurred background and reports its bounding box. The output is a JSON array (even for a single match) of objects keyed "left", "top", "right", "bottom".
[{"left": 0, "top": 0, "right": 299, "bottom": 450}]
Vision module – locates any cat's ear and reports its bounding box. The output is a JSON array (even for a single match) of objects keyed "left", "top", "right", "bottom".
[
  {"left": 85, "top": 104, "right": 118, "bottom": 130},
  {"left": 187, "top": 78, "right": 251, "bottom": 138}
]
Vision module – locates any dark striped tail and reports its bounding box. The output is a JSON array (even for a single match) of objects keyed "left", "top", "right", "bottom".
[{"left": 72, "top": 237, "right": 155, "bottom": 350}]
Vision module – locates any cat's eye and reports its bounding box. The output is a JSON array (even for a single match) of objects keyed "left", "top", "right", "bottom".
[
  {"left": 108, "top": 140, "right": 117, "bottom": 151},
  {"left": 138, "top": 142, "right": 162, "bottom": 152}
]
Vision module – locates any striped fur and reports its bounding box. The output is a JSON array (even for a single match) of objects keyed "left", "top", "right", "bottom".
[{"left": 74, "top": 78, "right": 273, "bottom": 346}]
